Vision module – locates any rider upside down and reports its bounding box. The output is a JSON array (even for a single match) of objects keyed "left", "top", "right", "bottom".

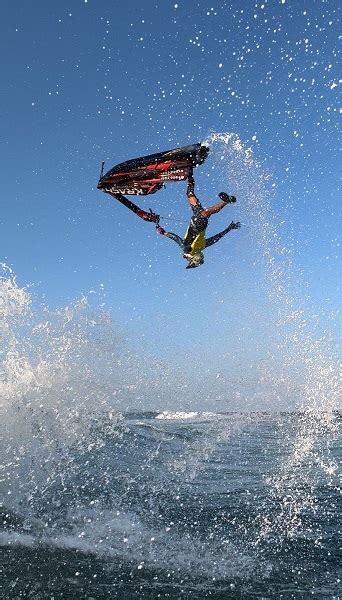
[{"left": 112, "top": 170, "right": 240, "bottom": 269}]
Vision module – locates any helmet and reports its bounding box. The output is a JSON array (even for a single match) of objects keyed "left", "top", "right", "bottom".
[{"left": 184, "top": 252, "right": 204, "bottom": 269}]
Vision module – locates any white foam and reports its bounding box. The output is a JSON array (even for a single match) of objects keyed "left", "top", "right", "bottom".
[{"left": 155, "top": 411, "right": 217, "bottom": 421}]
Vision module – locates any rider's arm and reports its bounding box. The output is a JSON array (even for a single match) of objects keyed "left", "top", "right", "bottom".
[
  {"left": 205, "top": 222, "right": 241, "bottom": 248},
  {"left": 112, "top": 194, "right": 160, "bottom": 222},
  {"left": 156, "top": 226, "right": 184, "bottom": 249}
]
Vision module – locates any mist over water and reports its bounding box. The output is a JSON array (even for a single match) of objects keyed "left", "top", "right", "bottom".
[{"left": 1, "top": 135, "right": 340, "bottom": 598}]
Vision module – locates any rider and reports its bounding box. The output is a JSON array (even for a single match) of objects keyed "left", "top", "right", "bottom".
[{"left": 156, "top": 171, "right": 241, "bottom": 269}]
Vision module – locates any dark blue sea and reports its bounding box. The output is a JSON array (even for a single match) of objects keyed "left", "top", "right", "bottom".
[{"left": 2, "top": 410, "right": 340, "bottom": 599}]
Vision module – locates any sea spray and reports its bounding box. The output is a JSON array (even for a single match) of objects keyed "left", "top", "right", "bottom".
[
  {"left": 206, "top": 133, "right": 340, "bottom": 542},
  {"left": 0, "top": 263, "right": 263, "bottom": 582},
  {"left": 1, "top": 266, "right": 174, "bottom": 520}
]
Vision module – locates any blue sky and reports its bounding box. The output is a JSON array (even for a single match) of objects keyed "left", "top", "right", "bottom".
[{"left": 1, "top": 0, "right": 340, "bottom": 384}]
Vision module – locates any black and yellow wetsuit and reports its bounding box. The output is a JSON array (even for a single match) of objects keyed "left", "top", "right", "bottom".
[{"left": 165, "top": 199, "right": 234, "bottom": 254}]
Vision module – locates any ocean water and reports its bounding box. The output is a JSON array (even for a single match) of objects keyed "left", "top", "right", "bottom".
[
  {"left": 1, "top": 134, "right": 341, "bottom": 598},
  {"left": 2, "top": 411, "right": 341, "bottom": 599}
]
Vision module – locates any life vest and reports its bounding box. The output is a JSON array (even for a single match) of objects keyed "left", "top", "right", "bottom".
[{"left": 184, "top": 228, "right": 206, "bottom": 253}]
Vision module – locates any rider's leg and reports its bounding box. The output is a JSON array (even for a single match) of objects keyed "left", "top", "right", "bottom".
[
  {"left": 186, "top": 168, "right": 201, "bottom": 208},
  {"left": 201, "top": 200, "right": 227, "bottom": 218}
]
